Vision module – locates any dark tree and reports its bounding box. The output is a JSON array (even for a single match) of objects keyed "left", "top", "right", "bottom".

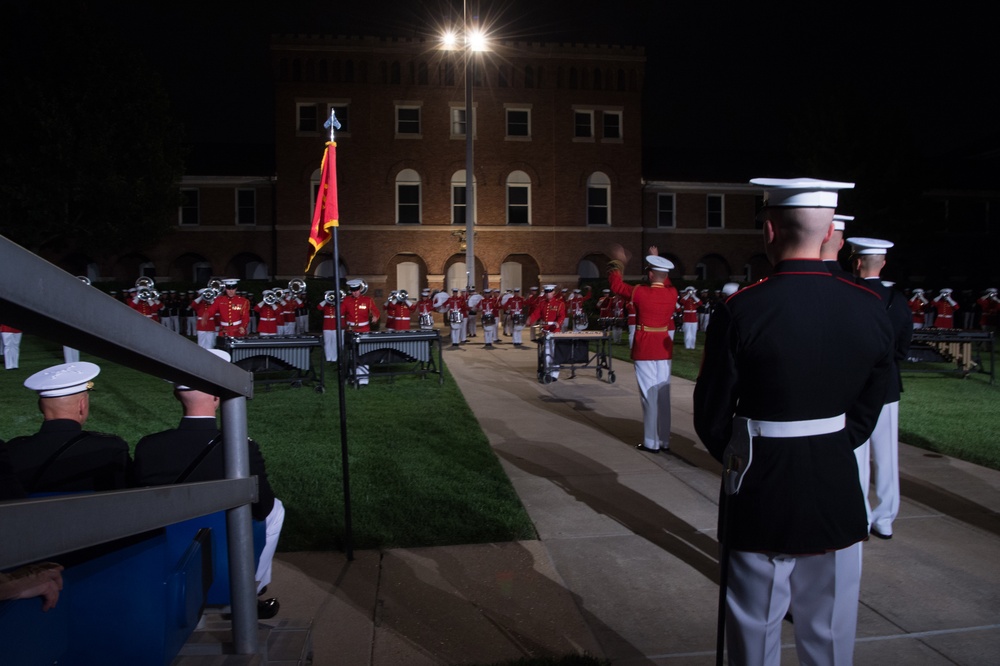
[{"left": 0, "top": 5, "right": 186, "bottom": 258}]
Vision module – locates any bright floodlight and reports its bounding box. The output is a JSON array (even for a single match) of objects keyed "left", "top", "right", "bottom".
[
  {"left": 441, "top": 30, "right": 458, "bottom": 49},
  {"left": 468, "top": 29, "right": 487, "bottom": 52}
]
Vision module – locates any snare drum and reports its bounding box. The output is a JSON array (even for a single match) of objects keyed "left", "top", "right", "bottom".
[
  {"left": 512, "top": 313, "right": 526, "bottom": 326},
  {"left": 573, "top": 312, "right": 589, "bottom": 331},
  {"left": 419, "top": 312, "right": 434, "bottom": 329},
  {"left": 449, "top": 310, "right": 464, "bottom": 324},
  {"left": 482, "top": 313, "right": 496, "bottom": 325}
]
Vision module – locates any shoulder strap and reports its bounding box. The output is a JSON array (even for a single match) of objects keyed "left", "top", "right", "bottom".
[
  {"left": 176, "top": 433, "right": 223, "bottom": 484},
  {"left": 29, "top": 431, "right": 91, "bottom": 489}
]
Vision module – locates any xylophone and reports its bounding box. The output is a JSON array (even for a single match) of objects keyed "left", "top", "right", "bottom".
[
  {"left": 908, "top": 328, "right": 994, "bottom": 382},
  {"left": 347, "top": 329, "right": 444, "bottom": 386},
  {"left": 532, "top": 327, "right": 615, "bottom": 384},
  {"left": 219, "top": 335, "right": 324, "bottom": 391}
]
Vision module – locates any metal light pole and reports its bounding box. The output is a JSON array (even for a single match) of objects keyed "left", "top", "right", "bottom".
[{"left": 464, "top": 0, "right": 476, "bottom": 291}]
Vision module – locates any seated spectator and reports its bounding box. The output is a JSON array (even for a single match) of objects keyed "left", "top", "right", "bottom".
[
  {"left": 0, "top": 563, "right": 64, "bottom": 611},
  {"left": 133, "top": 349, "right": 284, "bottom": 619},
  {"left": 1, "top": 362, "right": 131, "bottom": 494}
]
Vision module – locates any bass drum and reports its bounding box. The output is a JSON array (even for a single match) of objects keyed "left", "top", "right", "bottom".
[
  {"left": 432, "top": 291, "right": 450, "bottom": 310},
  {"left": 467, "top": 293, "right": 483, "bottom": 310}
]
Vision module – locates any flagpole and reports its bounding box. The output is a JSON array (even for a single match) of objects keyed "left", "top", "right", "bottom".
[{"left": 326, "top": 110, "right": 354, "bottom": 561}]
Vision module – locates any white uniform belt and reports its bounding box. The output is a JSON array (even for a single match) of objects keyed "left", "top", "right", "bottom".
[
  {"left": 747, "top": 414, "right": 845, "bottom": 438},
  {"left": 324, "top": 315, "right": 336, "bottom": 318}
]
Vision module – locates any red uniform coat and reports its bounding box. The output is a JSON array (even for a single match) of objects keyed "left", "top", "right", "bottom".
[
  {"left": 341, "top": 295, "right": 379, "bottom": 332},
  {"left": 255, "top": 303, "right": 281, "bottom": 335},
  {"left": 191, "top": 299, "right": 217, "bottom": 332},
  {"left": 609, "top": 270, "right": 678, "bottom": 361},
  {"left": 932, "top": 299, "right": 958, "bottom": 328},
  {"left": 203, "top": 295, "right": 250, "bottom": 337},
  {"left": 680, "top": 294, "right": 700, "bottom": 323},
  {"left": 526, "top": 296, "right": 566, "bottom": 332},
  {"left": 317, "top": 301, "right": 340, "bottom": 330}
]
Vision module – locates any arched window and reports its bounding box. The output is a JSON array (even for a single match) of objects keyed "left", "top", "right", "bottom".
[
  {"left": 586, "top": 172, "right": 611, "bottom": 226},
  {"left": 506, "top": 171, "right": 531, "bottom": 225},
  {"left": 396, "top": 169, "right": 422, "bottom": 224}
]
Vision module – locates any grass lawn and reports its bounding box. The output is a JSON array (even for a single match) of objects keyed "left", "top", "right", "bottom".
[
  {"left": 0, "top": 335, "right": 537, "bottom": 552},
  {"left": 606, "top": 330, "right": 1000, "bottom": 469}
]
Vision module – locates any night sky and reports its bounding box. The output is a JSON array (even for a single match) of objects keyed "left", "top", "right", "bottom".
[{"left": 79, "top": 0, "right": 992, "bottom": 170}]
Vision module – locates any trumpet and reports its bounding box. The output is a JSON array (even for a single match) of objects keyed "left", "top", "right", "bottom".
[
  {"left": 396, "top": 289, "right": 409, "bottom": 304},
  {"left": 288, "top": 278, "right": 307, "bottom": 296},
  {"left": 324, "top": 290, "right": 339, "bottom": 303}
]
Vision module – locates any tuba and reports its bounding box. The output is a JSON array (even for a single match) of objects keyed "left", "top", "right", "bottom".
[
  {"left": 207, "top": 278, "right": 224, "bottom": 294},
  {"left": 324, "top": 290, "right": 338, "bottom": 303},
  {"left": 263, "top": 289, "right": 280, "bottom": 306},
  {"left": 288, "top": 278, "right": 307, "bottom": 297},
  {"left": 135, "top": 276, "right": 155, "bottom": 290},
  {"left": 137, "top": 287, "right": 161, "bottom": 303}
]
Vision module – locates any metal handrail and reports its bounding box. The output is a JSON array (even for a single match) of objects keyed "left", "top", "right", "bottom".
[{"left": 0, "top": 235, "right": 260, "bottom": 654}]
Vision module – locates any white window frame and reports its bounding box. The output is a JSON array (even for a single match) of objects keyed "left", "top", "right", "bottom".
[
  {"left": 602, "top": 110, "right": 623, "bottom": 142},
  {"left": 586, "top": 172, "right": 611, "bottom": 226},
  {"left": 395, "top": 103, "right": 422, "bottom": 138},
  {"left": 505, "top": 106, "right": 531, "bottom": 140},
  {"left": 179, "top": 188, "right": 199, "bottom": 226},
  {"left": 450, "top": 170, "right": 476, "bottom": 225},
  {"left": 396, "top": 169, "right": 422, "bottom": 224},
  {"left": 573, "top": 109, "right": 594, "bottom": 142},
  {"left": 296, "top": 102, "right": 319, "bottom": 134},
  {"left": 449, "top": 104, "right": 476, "bottom": 140},
  {"left": 506, "top": 171, "right": 531, "bottom": 225},
  {"left": 323, "top": 101, "right": 351, "bottom": 136},
  {"left": 236, "top": 188, "right": 256, "bottom": 226},
  {"left": 657, "top": 193, "right": 675, "bottom": 228},
  {"left": 707, "top": 194, "right": 725, "bottom": 229}
]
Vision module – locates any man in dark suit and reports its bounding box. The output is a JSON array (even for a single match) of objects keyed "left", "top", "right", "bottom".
[
  {"left": 133, "top": 349, "right": 283, "bottom": 619},
  {"left": 695, "top": 178, "right": 893, "bottom": 665},
  {"left": 848, "top": 237, "right": 914, "bottom": 540},
  {"left": 1, "top": 362, "right": 131, "bottom": 494}
]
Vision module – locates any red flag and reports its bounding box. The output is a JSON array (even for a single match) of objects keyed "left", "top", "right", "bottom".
[{"left": 305, "top": 141, "right": 339, "bottom": 273}]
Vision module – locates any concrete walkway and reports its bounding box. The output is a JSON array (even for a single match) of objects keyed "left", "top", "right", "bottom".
[{"left": 271, "top": 337, "right": 1000, "bottom": 665}]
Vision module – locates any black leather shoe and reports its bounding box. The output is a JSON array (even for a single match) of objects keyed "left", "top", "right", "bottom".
[
  {"left": 636, "top": 444, "right": 660, "bottom": 454},
  {"left": 257, "top": 597, "right": 280, "bottom": 619},
  {"left": 870, "top": 527, "right": 893, "bottom": 540}
]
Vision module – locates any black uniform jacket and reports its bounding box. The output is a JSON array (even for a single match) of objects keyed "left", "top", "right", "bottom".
[
  {"left": 694, "top": 259, "right": 893, "bottom": 554},
  {"left": 859, "top": 277, "right": 913, "bottom": 403},
  {"left": 133, "top": 417, "right": 276, "bottom": 521},
  {"left": 1, "top": 419, "right": 132, "bottom": 494}
]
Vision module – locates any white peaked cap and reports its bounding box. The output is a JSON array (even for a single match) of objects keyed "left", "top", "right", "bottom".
[
  {"left": 847, "top": 237, "right": 894, "bottom": 255},
  {"left": 752, "top": 177, "right": 855, "bottom": 209},
  {"left": 25, "top": 362, "right": 101, "bottom": 398},
  {"left": 646, "top": 255, "right": 674, "bottom": 272}
]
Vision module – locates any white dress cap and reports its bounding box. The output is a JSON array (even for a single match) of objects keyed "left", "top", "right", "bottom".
[
  {"left": 832, "top": 214, "right": 854, "bottom": 231},
  {"left": 175, "top": 349, "right": 232, "bottom": 391},
  {"left": 751, "top": 177, "right": 855, "bottom": 209},
  {"left": 223, "top": 278, "right": 239, "bottom": 287},
  {"left": 347, "top": 279, "right": 363, "bottom": 289},
  {"left": 645, "top": 255, "right": 674, "bottom": 272},
  {"left": 847, "top": 237, "right": 894, "bottom": 255},
  {"left": 543, "top": 284, "right": 557, "bottom": 292},
  {"left": 25, "top": 362, "right": 101, "bottom": 398},
  {"left": 722, "top": 282, "right": 740, "bottom": 297}
]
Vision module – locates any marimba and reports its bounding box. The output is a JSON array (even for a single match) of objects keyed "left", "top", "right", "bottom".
[
  {"left": 532, "top": 327, "right": 615, "bottom": 384},
  {"left": 219, "top": 335, "right": 324, "bottom": 391},
  {"left": 347, "top": 329, "right": 444, "bottom": 387},
  {"left": 907, "top": 328, "right": 994, "bottom": 383}
]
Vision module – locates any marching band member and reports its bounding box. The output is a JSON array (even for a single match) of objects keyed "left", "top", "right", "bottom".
[
  {"left": 932, "top": 288, "right": 958, "bottom": 328},
  {"left": 1, "top": 324, "right": 22, "bottom": 370},
  {"left": 384, "top": 290, "right": 414, "bottom": 331},
  {"left": 201, "top": 279, "right": 250, "bottom": 339},
  {"left": 444, "top": 288, "right": 467, "bottom": 347},
  {"left": 341, "top": 279, "right": 379, "bottom": 385},
  {"left": 317, "top": 291, "right": 341, "bottom": 362},
  {"left": 255, "top": 291, "right": 281, "bottom": 337},
  {"left": 130, "top": 288, "right": 162, "bottom": 323},
  {"left": 191, "top": 289, "right": 219, "bottom": 349},
  {"left": 608, "top": 247, "right": 678, "bottom": 453},
  {"left": 526, "top": 284, "right": 567, "bottom": 382},
  {"left": 908, "top": 288, "right": 929, "bottom": 329},
  {"left": 414, "top": 289, "right": 436, "bottom": 331},
  {"left": 480, "top": 288, "right": 500, "bottom": 348},
  {"left": 976, "top": 287, "right": 999, "bottom": 331},
  {"left": 506, "top": 288, "right": 529, "bottom": 347},
  {"left": 465, "top": 286, "right": 480, "bottom": 338},
  {"left": 679, "top": 286, "right": 701, "bottom": 350},
  {"left": 501, "top": 289, "right": 515, "bottom": 337}
]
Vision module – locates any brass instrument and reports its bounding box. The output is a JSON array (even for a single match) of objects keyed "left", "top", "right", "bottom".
[
  {"left": 396, "top": 289, "right": 409, "bottom": 304},
  {"left": 263, "top": 289, "right": 281, "bottom": 306},
  {"left": 324, "top": 290, "right": 338, "bottom": 303},
  {"left": 207, "top": 278, "right": 224, "bottom": 293},
  {"left": 137, "top": 288, "right": 161, "bottom": 303},
  {"left": 288, "top": 278, "right": 307, "bottom": 297},
  {"left": 135, "top": 276, "right": 155, "bottom": 290},
  {"left": 77, "top": 275, "right": 91, "bottom": 286}
]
